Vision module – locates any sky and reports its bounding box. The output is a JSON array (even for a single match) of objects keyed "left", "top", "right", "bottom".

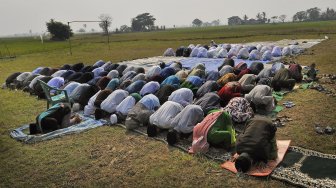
[{"left": 1, "top": 0, "right": 335, "bottom": 36}]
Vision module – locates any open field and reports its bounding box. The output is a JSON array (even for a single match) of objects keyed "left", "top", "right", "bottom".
[{"left": 0, "top": 21, "right": 335, "bottom": 187}]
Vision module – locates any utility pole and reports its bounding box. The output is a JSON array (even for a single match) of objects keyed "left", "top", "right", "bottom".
[
  {"left": 68, "top": 22, "right": 72, "bottom": 55},
  {"left": 106, "top": 21, "right": 110, "bottom": 50}
]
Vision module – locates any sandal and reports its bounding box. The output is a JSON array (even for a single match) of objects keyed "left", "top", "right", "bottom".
[{"left": 324, "top": 126, "right": 335, "bottom": 135}]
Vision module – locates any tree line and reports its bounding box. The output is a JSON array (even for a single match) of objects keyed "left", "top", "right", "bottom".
[
  {"left": 46, "top": 7, "right": 336, "bottom": 41},
  {"left": 46, "top": 12, "right": 159, "bottom": 40},
  {"left": 293, "top": 7, "right": 336, "bottom": 22},
  {"left": 226, "top": 7, "right": 336, "bottom": 26}
]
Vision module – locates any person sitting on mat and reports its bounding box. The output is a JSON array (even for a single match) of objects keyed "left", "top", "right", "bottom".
[{"left": 234, "top": 116, "right": 278, "bottom": 173}]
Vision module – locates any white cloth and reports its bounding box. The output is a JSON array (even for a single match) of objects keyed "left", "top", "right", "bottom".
[
  {"left": 16, "top": 72, "right": 32, "bottom": 82},
  {"left": 262, "top": 50, "right": 272, "bottom": 61},
  {"left": 190, "top": 47, "right": 199, "bottom": 57},
  {"left": 163, "top": 48, "right": 175, "bottom": 56},
  {"left": 245, "top": 85, "right": 274, "bottom": 112},
  {"left": 172, "top": 105, "right": 204, "bottom": 134},
  {"left": 131, "top": 73, "right": 146, "bottom": 82},
  {"left": 197, "top": 47, "right": 207, "bottom": 58},
  {"left": 51, "top": 70, "right": 66, "bottom": 77},
  {"left": 116, "top": 96, "right": 136, "bottom": 116},
  {"left": 260, "top": 46, "right": 270, "bottom": 54},
  {"left": 101, "top": 61, "right": 112, "bottom": 69},
  {"left": 219, "top": 65, "right": 233, "bottom": 77},
  {"left": 83, "top": 90, "right": 101, "bottom": 115},
  {"left": 63, "top": 82, "right": 81, "bottom": 96},
  {"left": 149, "top": 101, "right": 183, "bottom": 129},
  {"left": 107, "top": 70, "right": 119, "bottom": 79},
  {"left": 168, "top": 88, "right": 194, "bottom": 107},
  {"left": 110, "top": 114, "right": 118, "bottom": 124},
  {"left": 101, "top": 89, "right": 129, "bottom": 113},
  {"left": 146, "top": 66, "right": 161, "bottom": 79},
  {"left": 237, "top": 48, "right": 249, "bottom": 59},
  {"left": 227, "top": 48, "right": 238, "bottom": 57},
  {"left": 271, "top": 46, "right": 282, "bottom": 57},
  {"left": 257, "top": 67, "right": 272, "bottom": 79},
  {"left": 282, "top": 47, "right": 291, "bottom": 56},
  {"left": 217, "top": 48, "right": 228, "bottom": 58},
  {"left": 29, "top": 75, "right": 44, "bottom": 89},
  {"left": 188, "top": 44, "right": 195, "bottom": 50},
  {"left": 249, "top": 49, "right": 261, "bottom": 60},
  {"left": 239, "top": 74, "right": 257, "bottom": 91},
  {"left": 207, "top": 49, "right": 217, "bottom": 58},
  {"left": 122, "top": 66, "right": 135, "bottom": 76},
  {"left": 290, "top": 45, "right": 300, "bottom": 54}
]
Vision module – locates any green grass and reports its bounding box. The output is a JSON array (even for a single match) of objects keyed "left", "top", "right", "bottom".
[{"left": 0, "top": 21, "right": 335, "bottom": 187}]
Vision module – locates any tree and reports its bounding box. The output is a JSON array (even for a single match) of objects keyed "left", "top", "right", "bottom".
[
  {"left": 202, "top": 22, "right": 211, "bottom": 27},
  {"left": 262, "top": 12, "right": 267, "bottom": 20},
  {"left": 99, "top": 14, "right": 113, "bottom": 35},
  {"left": 78, "top": 28, "right": 85, "bottom": 33},
  {"left": 243, "top": 15, "right": 248, "bottom": 21},
  {"left": 271, "top": 16, "right": 278, "bottom": 23},
  {"left": 192, "top": 18, "right": 203, "bottom": 27},
  {"left": 228, "top": 16, "right": 242, "bottom": 25},
  {"left": 256, "top": 13, "right": 262, "bottom": 21},
  {"left": 131, "top": 13, "right": 156, "bottom": 32},
  {"left": 279, "top": 14, "right": 287, "bottom": 23},
  {"left": 293, "top": 11, "right": 307, "bottom": 22},
  {"left": 46, "top": 19, "right": 73, "bottom": 41},
  {"left": 306, "top": 7, "right": 321, "bottom": 21},
  {"left": 119, "top": 25, "right": 132, "bottom": 33},
  {"left": 211, "top": 19, "right": 220, "bottom": 26},
  {"left": 321, "top": 7, "right": 336, "bottom": 20}
]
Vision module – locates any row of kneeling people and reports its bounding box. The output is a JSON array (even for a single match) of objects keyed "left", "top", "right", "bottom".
[
  {"left": 163, "top": 42, "right": 301, "bottom": 60},
  {"left": 4, "top": 58, "right": 305, "bottom": 122},
  {"left": 4, "top": 57, "right": 303, "bottom": 99},
  {"left": 4, "top": 58, "right": 294, "bottom": 173},
  {"left": 31, "top": 99, "right": 277, "bottom": 174}
]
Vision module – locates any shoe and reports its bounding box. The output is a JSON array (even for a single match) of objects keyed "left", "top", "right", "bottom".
[
  {"left": 315, "top": 126, "right": 324, "bottom": 134},
  {"left": 324, "top": 126, "right": 335, "bottom": 135}
]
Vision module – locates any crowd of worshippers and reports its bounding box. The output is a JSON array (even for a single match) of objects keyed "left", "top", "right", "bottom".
[
  {"left": 163, "top": 41, "right": 302, "bottom": 60},
  {"left": 4, "top": 58, "right": 317, "bottom": 173}
]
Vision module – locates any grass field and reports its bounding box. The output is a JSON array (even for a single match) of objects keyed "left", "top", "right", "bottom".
[{"left": 0, "top": 21, "right": 335, "bottom": 187}]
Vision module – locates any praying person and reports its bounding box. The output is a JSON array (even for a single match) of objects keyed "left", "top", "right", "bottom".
[{"left": 234, "top": 116, "right": 278, "bottom": 173}]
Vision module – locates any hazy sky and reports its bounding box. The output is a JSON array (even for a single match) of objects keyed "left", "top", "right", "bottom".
[{"left": 1, "top": 0, "right": 335, "bottom": 36}]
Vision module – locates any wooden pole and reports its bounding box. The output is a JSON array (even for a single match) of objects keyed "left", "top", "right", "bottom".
[
  {"left": 106, "top": 21, "right": 110, "bottom": 50},
  {"left": 68, "top": 22, "right": 72, "bottom": 55}
]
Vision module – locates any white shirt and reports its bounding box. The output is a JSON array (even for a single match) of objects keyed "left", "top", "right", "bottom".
[{"left": 101, "top": 89, "right": 129, "bottom": 113}]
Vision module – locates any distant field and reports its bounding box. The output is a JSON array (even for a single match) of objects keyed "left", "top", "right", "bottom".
[
  {"left": 0, "top": 21, "right": 335, "bottom": 187},
  {"left": 1, "top": 20, "right": 336, "bottom": 56}
]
